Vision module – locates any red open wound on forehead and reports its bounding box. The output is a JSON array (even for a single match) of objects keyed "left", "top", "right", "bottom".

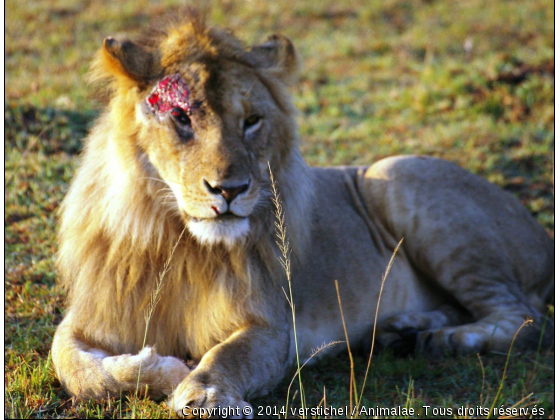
[{"left": 146, "top": 73, "right": 192, "bottom": 116}]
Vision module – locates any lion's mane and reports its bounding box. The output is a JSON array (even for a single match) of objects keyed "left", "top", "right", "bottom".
[{"left": 57, "top": 13, "right": 313, "bottom": 359}]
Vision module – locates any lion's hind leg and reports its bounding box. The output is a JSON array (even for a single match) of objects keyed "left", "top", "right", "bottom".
[
  {"left": 375, "top": 305, "right": 469, "bottom": 355},
  {"left": 52, "top": 316, "right": 190, "bottom": 401},
  {"left": 416, "top": 303, "right": 553, "bottom": 356},
  {"left": 409, "top": 273, "right": 553, "bottom": 356},
  {"left": 376, "top": 281, "right": 551, "bottom": 357}
]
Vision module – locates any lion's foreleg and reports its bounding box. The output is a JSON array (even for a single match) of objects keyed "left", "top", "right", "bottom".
[
  {"left": 52, "top": 314, "right": 191, "bottom": 400},
  {"left": 169, "top": 323, "right": 290, "bottom": 417}
]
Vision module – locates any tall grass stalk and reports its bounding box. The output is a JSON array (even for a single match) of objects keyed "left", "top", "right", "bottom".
[
  {"left": 486, "top": 318, "right": 534, "bottom": 419},
  {"left": 334, "top": 280, "right": 358, "bottom": 415},
  {"left": 476, "top": 353, "right": 487, "bottom": 407},
  {"left": 268, "top": 162, "right": 306, "bottom": 418},
  {"left": 357, "top": 238, "right": 403, "bottom": 411},
  {"left": 131, "top": 226, "right": 187, "bottom": 418}
]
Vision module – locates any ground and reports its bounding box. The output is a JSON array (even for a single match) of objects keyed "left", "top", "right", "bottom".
[{"left": 5, "top": 0, "right": 554, "bottom": 418}]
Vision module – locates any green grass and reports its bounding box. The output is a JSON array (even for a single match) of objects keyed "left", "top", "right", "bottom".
[{"left": 5, "top": 0, "right": 554, "bottom": 418}]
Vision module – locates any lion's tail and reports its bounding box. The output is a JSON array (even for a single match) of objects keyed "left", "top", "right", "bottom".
[{"left": 52, "top": 315, "right": 190, "bottom": 400}]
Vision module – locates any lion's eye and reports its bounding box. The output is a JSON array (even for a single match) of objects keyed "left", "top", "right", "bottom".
[
  {"left": 243, "top": 115, "right": 261, "bottom": 131},
  {"left": 170, "top": 107, "right": 191, "bottom": 126}
]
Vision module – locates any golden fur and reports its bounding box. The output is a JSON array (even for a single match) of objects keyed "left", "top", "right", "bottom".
[{"left": 52, "top": 11, "right": 553, "bottom": 416}]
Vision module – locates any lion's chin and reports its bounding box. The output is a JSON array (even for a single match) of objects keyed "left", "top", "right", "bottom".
[{"left": 186, "top": 216, "right": 250, "bottom": 249}]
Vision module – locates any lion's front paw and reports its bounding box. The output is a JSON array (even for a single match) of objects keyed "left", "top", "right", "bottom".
[{"left": 169, "top": 374, "right": 253, "bottom": 419}]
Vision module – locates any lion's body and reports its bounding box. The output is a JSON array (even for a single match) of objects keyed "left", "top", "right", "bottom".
[
  {"left": 52, "top": 12, "right": 553, "bottom": 415},
  {"left": 292, "top": 162, "right": 553, "bottom": 359}
]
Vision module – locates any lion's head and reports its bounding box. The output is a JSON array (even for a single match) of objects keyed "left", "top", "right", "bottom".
[
  {"left": 58, "top": 12, "right": 313, "bottom": 356},
  {"left": 91, "top": 13, "right": 303, "bottom": 249}
]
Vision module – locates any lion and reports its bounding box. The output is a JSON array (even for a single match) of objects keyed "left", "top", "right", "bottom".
[{"left": 52, "top": 12, "right": 554, "bottom": 417}]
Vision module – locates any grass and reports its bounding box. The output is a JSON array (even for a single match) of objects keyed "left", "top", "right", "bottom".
[
  {"left": 5, "top": 0, "right": 554, "bottom": 418},
  {"left": 269, "top": 163, "right": 307, "bottom": 415}
]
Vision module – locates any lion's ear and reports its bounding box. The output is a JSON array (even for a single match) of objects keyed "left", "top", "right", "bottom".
[
  {"left": 91, "top": 36, "right": 161, "bottom": 86},
  {"left": 251, "top": 34, "right": 300, "bottom": 86}
]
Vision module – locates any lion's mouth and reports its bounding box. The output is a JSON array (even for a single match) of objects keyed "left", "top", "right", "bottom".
[{"left": 188, "top": 212, "right": 247, "bottom": 223}]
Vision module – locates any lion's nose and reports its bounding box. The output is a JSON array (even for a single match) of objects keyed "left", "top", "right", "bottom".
[{"left": 204, "top": 179, "right": 250, "bottom": 204}]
